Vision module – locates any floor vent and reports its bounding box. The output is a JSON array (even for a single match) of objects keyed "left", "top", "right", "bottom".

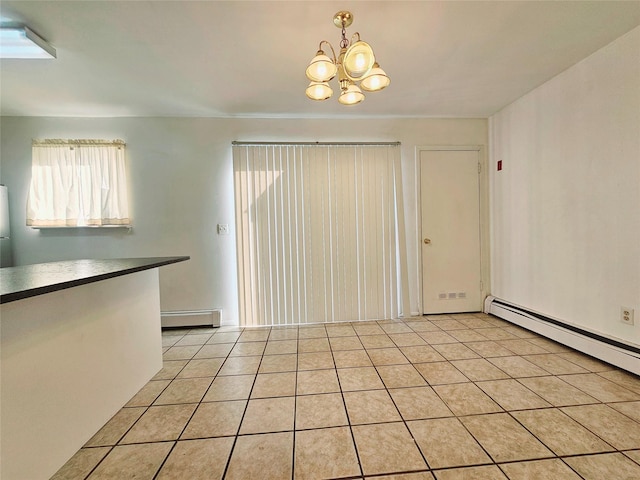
[{"left": 485, "top": 296, "right": 640, "bottom": 376}]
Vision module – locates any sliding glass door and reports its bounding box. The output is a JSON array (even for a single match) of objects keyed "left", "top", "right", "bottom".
[{"left": 233, "top": 143, "right": 409, "bottom": 326}]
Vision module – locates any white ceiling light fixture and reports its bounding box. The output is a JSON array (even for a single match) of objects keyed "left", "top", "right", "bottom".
[
  {"left": 305, "top": 11, "right": 389, "bottom": 106},
  {"left": 0, "top": 26, "right": 56, "bottom": 59}
]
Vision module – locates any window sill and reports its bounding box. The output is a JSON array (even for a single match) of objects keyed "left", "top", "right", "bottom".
[{"left": 31, "top": 225, "right": 133, "bottom": 231}]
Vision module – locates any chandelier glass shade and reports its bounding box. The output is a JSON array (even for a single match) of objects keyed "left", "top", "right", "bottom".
[
  {"left": 342, "top": 41, "right": 375, "bottom": 81},
  {"left": 306, "top": 81, "right": 333, "bottom": 101},
  {"left": 305, "top": 52, "right": 337, "bottom": 83},
  {"left": 305, "top": 11, "right": 389, "bottom": 105},
  {"left": 339, "top": 84, "right": 365, "bottom": 105},
  {"left": 360, "top": 63, "right": 390, "bottom": 92}
]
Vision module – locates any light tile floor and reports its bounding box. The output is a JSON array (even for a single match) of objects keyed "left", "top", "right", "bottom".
[{"left": 53, "top": 313, "right": 640, "bottom": 480}]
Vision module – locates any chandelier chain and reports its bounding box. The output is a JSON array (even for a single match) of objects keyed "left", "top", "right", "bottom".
[{"left": 340, "top": 23, "right": 349, "bottom": 49}]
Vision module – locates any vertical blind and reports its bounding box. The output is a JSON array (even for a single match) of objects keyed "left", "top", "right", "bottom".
[
  {"left": 27, "top": 139, "right": 130, "bottom": 227},
  {"left": 233, "top": 143, "right": 410, "bottom": 326}
]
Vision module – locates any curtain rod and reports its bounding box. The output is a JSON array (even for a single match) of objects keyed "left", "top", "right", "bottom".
[
  {"left": 32, "top": 139, "right": 126, "bottom": 146},
  {"left": 232, "top": 141, "right": 400, "bottom": 146}
]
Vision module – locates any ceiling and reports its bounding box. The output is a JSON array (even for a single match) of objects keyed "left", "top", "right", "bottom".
[{"left": 1, "top": 1, "right": 639, "bottom": 118}]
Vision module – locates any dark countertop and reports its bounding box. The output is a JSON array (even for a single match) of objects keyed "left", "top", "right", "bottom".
[{"left": 0, "top": 257, "right": 190, "bottom": 304}]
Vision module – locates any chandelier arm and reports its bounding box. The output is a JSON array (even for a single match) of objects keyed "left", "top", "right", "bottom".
[
  {"left": 350, "top": 32, "right": 361, "bottom": 45},
  {"left": 319, "top": 40, "right": 338, "bottom": 64}
]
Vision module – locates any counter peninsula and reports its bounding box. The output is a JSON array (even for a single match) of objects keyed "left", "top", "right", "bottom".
[{"left": 1, "top": 257, "right": 189, "bottom": 480}]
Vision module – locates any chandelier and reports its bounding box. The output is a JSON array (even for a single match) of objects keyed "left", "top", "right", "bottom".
[{"left": 305, "top": 11, "right": 390, "bottom": 106}]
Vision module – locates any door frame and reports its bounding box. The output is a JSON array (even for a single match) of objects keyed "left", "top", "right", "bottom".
[{"left": 416, "top": 145, "right": 491, "bottom": 315}]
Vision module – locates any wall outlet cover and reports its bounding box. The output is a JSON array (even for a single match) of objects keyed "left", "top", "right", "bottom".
[{"left": 621, "top": 307, "right": 635, "bottom": 325}]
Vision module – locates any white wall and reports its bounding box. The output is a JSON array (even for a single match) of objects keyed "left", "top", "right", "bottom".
[
  {"left": 490, "top": 26, "right": 640, "bottom": 345},
  {"left": 0, "top": 117, "right": 487, "bottom": 324}
]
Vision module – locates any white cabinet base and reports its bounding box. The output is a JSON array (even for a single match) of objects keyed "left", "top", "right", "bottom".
[{"left": 1, "top": 269, "right": 163, "bottom": 480}]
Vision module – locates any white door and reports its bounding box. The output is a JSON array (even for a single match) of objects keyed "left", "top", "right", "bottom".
[{"left": 421, "top": 149, "right": 482, "bottom": 313}]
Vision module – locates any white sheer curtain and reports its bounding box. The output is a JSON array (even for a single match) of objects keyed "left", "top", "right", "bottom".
[
  {"left": 233, "top": 143, "right": 410, "bottom": 326},
  {"left": 27, "top": 140, "right": 130, "bottom": 227}
]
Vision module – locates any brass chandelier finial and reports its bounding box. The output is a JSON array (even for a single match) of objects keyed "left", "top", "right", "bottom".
[{"left": 305, "top": 11, "right": 390, "bottom": 106}]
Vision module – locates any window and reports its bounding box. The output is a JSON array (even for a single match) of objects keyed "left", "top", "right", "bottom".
[
  {"left": 27, "top": 139, "right": 130, "bottom": 227},
  {"left": 233, "top": 142, "right": 410, "bottom": 326}
]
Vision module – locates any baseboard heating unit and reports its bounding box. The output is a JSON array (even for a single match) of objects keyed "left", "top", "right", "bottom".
[
  {"left": 485, "top": 296, "right": 640, "bottom": 376},
  {"left": 161, "top": 309, "right": 221, "bottom": 329}
]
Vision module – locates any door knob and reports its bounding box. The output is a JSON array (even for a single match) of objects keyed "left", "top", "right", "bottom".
[{"left": 423, "top": 238, "right": 431, "bottom": 245}]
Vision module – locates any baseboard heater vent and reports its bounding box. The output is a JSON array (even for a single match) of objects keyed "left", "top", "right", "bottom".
[
  {"left": 161, "top": 309, "right": 221, "bottom": 329},
  {"left": 484, "top": 296, "right": 640, "bottom": 376}
]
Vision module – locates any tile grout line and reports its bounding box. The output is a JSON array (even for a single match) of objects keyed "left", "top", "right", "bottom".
[
  {"left": 219, "top": 326, "right": 267, "bottom": 480},
  {"left": 404, "top": 318, "right": 502, "bottom": 474},
  {"left": 290, "top": 327, "right": 299, "bottom": 480},
  {"left": 330, "top": 330, "right": 366, "bottom": 480},
  {"left": 375, "top": 319, "right": 435, "bottom": 475},
  {"left": 152, "top": 328, "right": 239, "bottom": 479}
]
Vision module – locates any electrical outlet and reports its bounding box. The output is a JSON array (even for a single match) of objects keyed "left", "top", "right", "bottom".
[
  {"left": 621, "top": 307, "right": 635, "bottom": 325},
  {"left": 217, "top": 224, "right": 229, "bottom": 235}
]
